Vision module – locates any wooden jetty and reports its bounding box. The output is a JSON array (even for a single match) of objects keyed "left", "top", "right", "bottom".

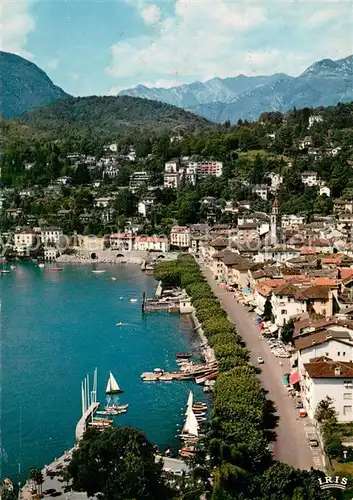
[{"left": 75, "top": 401, "right": 100, "bottom": 441}]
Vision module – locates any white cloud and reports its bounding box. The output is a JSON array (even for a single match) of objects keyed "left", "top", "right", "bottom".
[
  {"left": 141, "top": 4, "right": 161, "bottom": 25},
  {"left": 69, "top": 72, "right": 79, "bottom": 82},
  {"left": 0, "top": 0, "right": 36, "bottom": 58},
  {"left": 47, "top": 58, "right": 58, "bottom": 70},
  {"left": 108, "top": 0, "right": 352, "bottom": 86}
]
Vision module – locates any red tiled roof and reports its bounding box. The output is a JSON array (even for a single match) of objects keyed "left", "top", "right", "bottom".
[
  {"left": 255, "top": 283, "right": 272, "bottom": 297},
  {"left": 304, "top": 360, "right": 353, "bottom": 378},
  {"left": 300, "top": 247, "right": 317, "bottom": 255}
]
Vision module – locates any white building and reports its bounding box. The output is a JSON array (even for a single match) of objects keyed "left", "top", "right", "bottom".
[
  {"left": 308, "top": 115, "right": 323, "bottom": 128},
  {"left": 14, "top": 229, "right": 37, "bottom": 255},
  {"left": 170, "top": 226, "right": 191, "bottom": 248},
  {"left": 110, "top": 233, "right": 134, "bottom": 251},
  {"left": 94, "top": 197, "right": 114, "bottom": 208},
  {"left": 129, "top": 171, "right": 150, "bottom": 192},
  {"left": 268, "top": 173, "right": 283, "bottom": 191},
  {"left": 134, "top": 236, "right": 169, "bottom": 252},
  {"left": 104, "top": 143, "right": 118, "bottom": 152},
  {"left": 164, "top": 172, "right": 181, "bottom": 189},
  {"left": 271, "top": 283, "right": 307, "bottom": 327},
  {"left": 281, "top": 214, "right": 306, "bottom": 230},
  {"left": 299, "top": 136, "right": 313, "bottom": 150},
  {"left": 185, "top": 166, "right": 197, "bottom": 186},
  {"left": 138, "top": 197, "right": 155, "bottom": 217},
  {"left": 44, "top": 247, "right": 58, "bottom": 261},
  {"left": 301, "top": 360, "right": 353, "bottom": 422},
  {"left": 56, "top": 176, "right": 72, "bottom": 185},
  {"left": 301, "top": 171, "right": 321, "bottom": 187},
  {"left": 319, "top": 186, "right": 331, "bottom": 197},
  {"left": 40, "top": 227, "right": 63, "bottom": 246},
  {"left": 252, "top": 184, "right": 269, "bottom": 201},
  {"left": 164, "top": 159, "right": 180, "bottom": 173}
]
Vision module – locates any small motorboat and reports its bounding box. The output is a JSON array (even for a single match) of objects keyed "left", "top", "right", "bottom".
[
  {"left": 38, "top": 263, "right": 45, "bottom": 268},
  {"left": 119, "top": 297, "right": 124, "bottom": 300},
  {"left": 111, "top": 277, "right": 117, "bottom": 281},
  {"left": 92, "top": 270, "right": 106, "bottom": 274},
  {"left": 176, "top": 353, "right": 192, "bottom": 359},
  {"left": 116, "top": 322, "right": 123, "bottom": 327},
  {"left": 50, "top": 267, "right": 64, "bottom": 271},
  {"left": 10, "top": 265, "right": 16, "bottom": 270},
  {"left": 0, "top": 270, "right": 10, "bottom": 274},
  {"left": 130, "top": 298, "right": 137, "bottom": 303}
]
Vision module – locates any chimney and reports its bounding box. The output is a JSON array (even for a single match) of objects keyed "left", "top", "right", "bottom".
[{"left": 334, "top": 365, "right": 341, "bottom": 376}]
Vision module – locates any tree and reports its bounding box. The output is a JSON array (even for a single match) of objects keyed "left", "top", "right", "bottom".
[
  {"left": 1, "top": 489, "right": 17, "bottom": 500},
  {"left": 324, "top": 436, "right": 343, "bottom": 460},
  {"left": 68, "top": 427, "right": 172, "bottom": 500},
  {"left": 281, "top": 319, "right": 295, "bottom": 344},
  {"left": 29, "top": 468, "right": 44, "bottom": 494},
  {"left": 315, "top": 396, "right": 338, "bottom": 423},
  {"left": 263, "top": 297, "right": 273, "bottom": 322}
]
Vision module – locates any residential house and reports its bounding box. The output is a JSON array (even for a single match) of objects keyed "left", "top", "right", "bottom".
[
  {"left": 138, "top": 197, "right": 155, "bottom": 217},
  {"left": 268, "top": 172, "right": 283, "bottom": 192},
  {"left": 110, "top": 233, "right": 134, "bottom": 252},
  {"left": 271, "top": 283, "right": 307, "bottom": 326},
  {"left": 308, "top": 115, "right": 323, "bottom": 128},
  {"left": 14, "top": 228, "right": 37, "bottom": 256},
  {"left": 56, "top": 176, "right": 72, "bottom": 185},
  {"left": 129, "top": 171, "right": 150, "bottom": 192},
  {"left": 164, "top": 159, "right": 180, "bottom": 173},
  {"left": 44, "top": 247, "right": 58, "bottom": 261},
  {"left": 94, "top": 197, "right": 114, "bottom": 208},
  {"left": 197, "top": 161, "right": 223, "bottom": 178},
  {"left": 252, "top": 184, "right": 269, "bottom": 200},
  {"left": 301, "top": 359, "right": 353, "bottom": 422},
  {"left": 281, "top": 214, "right": 306, "bottom": 230},
  {"left": 256, "top": 246, "right": 299, "bottom": 263},
  {"left": 40, "top": 227, "right": 63, "bottom": 246},
  {"left": 334, "top": 199, "right": 353, "bottom": 214},
  {"left": 164, "top": 172, "right": 181, "bottom": 189},
  {"left": 170, "top": 226, "right": 191, "bottom": 249},
  {"left": 134, "top": 236, "right": 169, "bottom": 253},
  {"left": 299, "top": 136, "right": 313, "bottom": 150},
  {"left": 319, "top": 186, "right": 331, "bottom": 197},
  {"left": 301, "top": 171, "right": 321, "bottom": 187},
  {"left": 6, "top": 208, "right": 23, "bottom": 219}
]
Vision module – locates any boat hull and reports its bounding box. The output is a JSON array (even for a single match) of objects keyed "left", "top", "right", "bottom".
[{"left": 106, "top": 389, "right": 123, "bottom": 395}]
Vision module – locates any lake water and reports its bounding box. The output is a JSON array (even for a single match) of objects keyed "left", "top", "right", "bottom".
[{"left": 0, "top": 263, "right": 205, "bottom": 482}]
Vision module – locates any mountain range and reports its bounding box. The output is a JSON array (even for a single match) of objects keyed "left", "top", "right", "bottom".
[
  {"left": 119, "top": 55, "right": 353, "bottom": 123},
  {"left": 0, "top": 51, "right": 69, "bottom": 119},
  {"left": 1, "top": 50, "right": 352, "bottom": 125}
]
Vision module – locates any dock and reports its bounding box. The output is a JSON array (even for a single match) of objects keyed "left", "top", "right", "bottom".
[{"left": 75, "top": 401, "right": 100, "bottom": 441}]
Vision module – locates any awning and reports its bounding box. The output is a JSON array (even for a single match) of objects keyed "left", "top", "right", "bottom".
[
  {"left": 281, "top": 374, "right": 289, "bottom": 387},
  {"left": 289, "top": 371, "right": 301, "bottom": 385}
]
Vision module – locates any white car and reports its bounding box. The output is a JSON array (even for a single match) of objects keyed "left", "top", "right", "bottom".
[{"left": 257, "top": 356, "right": 264, "bottom": 364}]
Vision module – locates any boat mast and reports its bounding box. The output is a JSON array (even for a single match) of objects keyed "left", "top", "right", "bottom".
[{"left": 81, "top": 381, "right": 86, "bottom": 415}]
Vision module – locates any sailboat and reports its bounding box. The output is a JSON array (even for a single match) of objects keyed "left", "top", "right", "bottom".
[
  {"left": 185, "top": 390, "right": 193, "bottom": 414},
  {"left": 105, "top": 371, "right": 123, "bottom": 394},
  {"left": 180, "top": 406, "right": 199, "bottom": 439}
]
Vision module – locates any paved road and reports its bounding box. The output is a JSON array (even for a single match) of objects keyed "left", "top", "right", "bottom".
[{"left": 202, "top": 266, "right": 318, "bottom": 470}]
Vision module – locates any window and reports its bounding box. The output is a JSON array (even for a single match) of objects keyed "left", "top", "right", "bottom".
[
  {"left": 343, "top": 352, "right": 346, "bottom": 356},
  {"left": 338, "top": 352, "right": 341, "bottom": 356},
  {"left": 344, "top": 381, "right": 353, "bottom": 389},
  {"left": 281, "top": 309, "right": 287, "bottom": 315},
  {"left": 344, "top": 393, "right": 352, "bottom": 400},
  {"left": 343, "top": 406, "right": 352, "bottom": 416},
  {"left": 325, "top": 352, "right": 329, "bottom": 357}
]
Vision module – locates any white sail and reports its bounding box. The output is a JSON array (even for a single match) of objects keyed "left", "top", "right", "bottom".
[
  {"left": 182, "top": 407, "right": 199, "bottom": 437},
  {"left": 185, "top": 391, "right": 193, "bottom": 415},
  {"left": 106, "top": 371, "right": 121, "bottom": 393}
]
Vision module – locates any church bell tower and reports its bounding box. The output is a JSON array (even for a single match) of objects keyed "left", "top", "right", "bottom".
[{"left": 270, "top": 198, "right": 281, "bottom": 245}]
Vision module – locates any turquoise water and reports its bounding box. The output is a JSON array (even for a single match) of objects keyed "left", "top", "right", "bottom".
[{"left": 0, "top": 263, "right": 206, "bottom": 482}]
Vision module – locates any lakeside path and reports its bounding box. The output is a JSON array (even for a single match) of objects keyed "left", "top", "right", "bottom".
[{"left": 201, "top": 265, "right": 315, "bottom": 470}]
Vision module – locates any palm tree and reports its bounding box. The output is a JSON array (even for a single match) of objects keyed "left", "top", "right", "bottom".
[{"left": 29, "top": 468, "right": 44, "bottom": 494}]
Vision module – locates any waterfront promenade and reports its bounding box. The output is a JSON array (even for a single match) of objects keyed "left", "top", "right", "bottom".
[{"left": 201, "top": 264, "right": 316, "bottom": 470}]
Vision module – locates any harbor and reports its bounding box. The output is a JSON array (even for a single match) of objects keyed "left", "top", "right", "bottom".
[{"left": 0, "top": 264, "right": 206, "bottom": 481}]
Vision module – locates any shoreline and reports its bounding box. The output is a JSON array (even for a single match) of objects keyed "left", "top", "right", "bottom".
[
  {"left": 55, "top": 254, "right": 144, "bottom": 264},
  {"left": 190, "top": 310, "right": 216, "bottom": 364}
]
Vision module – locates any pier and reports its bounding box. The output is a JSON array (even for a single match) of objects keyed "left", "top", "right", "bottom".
[{"left": 75, "top": 402, "right": 100, "bottom": 441}]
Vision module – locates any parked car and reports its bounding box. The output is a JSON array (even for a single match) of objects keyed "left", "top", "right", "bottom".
[
  {"left": 257, "top": 356, "right": 264, "bottom": 364},
  {"left": 307, "top": 433, "right": 319, "bottom": 447}
]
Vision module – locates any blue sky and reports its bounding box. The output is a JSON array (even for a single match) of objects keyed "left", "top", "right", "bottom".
[{"left": 1, "top": 0, "right": 352, "bottom": 96}]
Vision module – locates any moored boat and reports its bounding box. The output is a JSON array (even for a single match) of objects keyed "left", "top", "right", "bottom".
[
  {"left": 176, "top": 353, "right": 192, "bottom": 359},
  {"left": 92, "top": 270, "right": 106, "bottom": 274},
  {"left": 50, "top": 267, "right": 64, "bottom": 271}
]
